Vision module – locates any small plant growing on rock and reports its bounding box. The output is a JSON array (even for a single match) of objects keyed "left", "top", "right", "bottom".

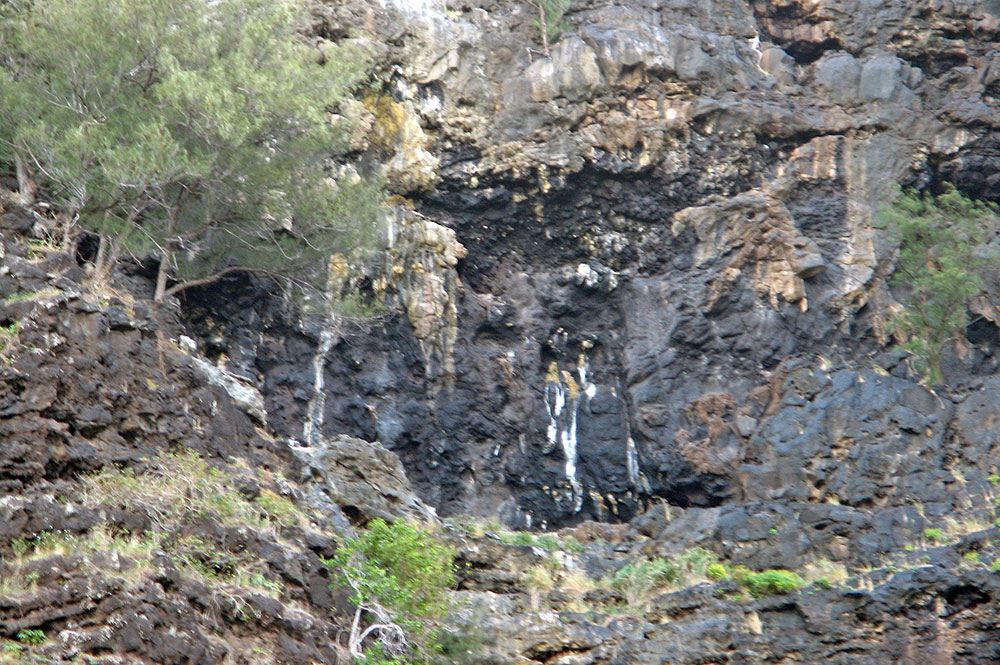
[
  {"left": 730, "top": 567, "right": 805, "bottom": 598},
  {"left": 0, "top": 321, "right": 21, "bottom": 360},
  {"left": 801, "top": 558, "right": 849, "bottom": 588},
  {"left": 15, "top": 630, "right": 43, "bottom": 646},
  {"left": 608, "top": 558, "right": 678, "bottom": 607},
  {"left": 524, "top": 563, "right": 556, "bottom": 610},
  {"left": 737, "top": 569, "right": 805, "bottom": 598},
  {"left": 83, "top": 451, "right": 290, "bottom": 531},
  {"left": 879, "top": 184, "right": 1000, "bottom": 384},
  {"left": 492, "top": 527, "right": 584, "bottom": 554},
  {"left": 675, "top": 547, "right": 720, "bottom": 583},
  {"left": 923, "top": 528, "right": 943, "bottom": 543},
  {"left": 706, "top": 563, "right": 728, "bottom": 581},
  {"left": 0, "top": 641, "right": 29, "bottom": 665},
  {"left": 962, "top": 551, "right": 982, "bottom": 565},
  {"left": 991, "top": 559, "right": 1000, "bottom": 573},
  {"left": 254, "top": 489, "right": 307, "bottom": 527}
]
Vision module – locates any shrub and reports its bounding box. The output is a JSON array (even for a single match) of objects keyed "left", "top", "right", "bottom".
[
  {"left": 326, "top": 519, "right": 455, "bottom": 663},
  {"left": 15, "top": 630, "right": 43, "bottom": 646},
  {"left": 608, "top": 558, "right": 678, "bottom": 606},
  {"left": 879, "top": 184, "right": 1000, "bottom": 383},
  {"left": 675, "top": 547, "right": 720, "bottom": 582},
  {"left": 706, "top": 563, "right": 728, "bottom": 581},
  {"left": 923, "top": 528, "right": 944, "bottom": 543},
  {"left": 737, "top": 569, "right": 805, "bottom": 598}
]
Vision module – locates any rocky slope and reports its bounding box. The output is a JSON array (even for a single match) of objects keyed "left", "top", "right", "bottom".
[{"left": 3, "top": 0, "right": 1000, "bottom": 663}]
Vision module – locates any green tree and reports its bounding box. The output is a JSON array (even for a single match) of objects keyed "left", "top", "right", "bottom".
[
  {"left": 880, "top": 184, "right": 1000, "bottom": 384},
  {"left": 0, "top": 0, "right": 381, "bottom": 301},
  {"left": 326, "top": 519, "right": 455, "bottom": 664}
]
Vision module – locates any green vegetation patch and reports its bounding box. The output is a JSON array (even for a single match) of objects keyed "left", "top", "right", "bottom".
[
  {"left": 879, "top": 184, "right": 1000, "bottom": 383},
  {"left": 0, "top": 0, "right": 382, "bottom": 301},
  {"left": 82, "top": 450, "right": 306, "bottom": 530},
  {"left": 325, "top": 518, "right": 456, "bottom": 665},
  {"left": 731, "top": 567, "right": 805, "bottom": 598}
]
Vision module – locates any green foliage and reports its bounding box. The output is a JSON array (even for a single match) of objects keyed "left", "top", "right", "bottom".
[
  {"left": 4, "top": 288, "right": 58, "bottom": 304},
  {"left": 0, "top": 321, "right": 21, "bottom": 360},
  {"left": 534, "top": 0, "right": 571, "bottom": 45},
  {"left": 14, "top": 631, "right": 43, "bottom": 646},
  {"left": 1, "top": 642, "right": 24, "bottom": 656},
  {"left": 608, "top": 558, "right": 678, "bottom": 606},
  {"left": 523, "top": 564, "right": 556, "bottom": 595},
  {"left": 992, "top": 559, "right": 1000, "bottom": 573},
  {"left": 734, "top": 569, "right": 805, "bottom": 598},
  {"left": 963, "top": 551, "right": 981, "bottom": 565},
  {"left": 0, "top": 0, "right": 381, "bottom": 296},
  {"left": 674, "top": 547, "right": 719, "bottom": 581},
  {"left": 923, "top": 528, "right": 944, "bottom": 543},
  {"left": 495, "top": 529, "right": 583, "bottom": 553},
  {"left": 326, "top": 519, "right": 455, "bottom": 661},
  {"left": 813, "top": 577, "right": 832, "bottom": 590},
  {"left": 706, "top": 563, "right": 728, "bottom": 581},
  {"left": 254, "top": 489, "right": 306, "bottom": 527},
  {"left": 356, "top": 644, "right": 408, "bottom": 665},
  {"left": 879, "top": 184, "right": 1000, "bottom": 383},
  {"left": 83, "top": 450, "right": 297, "bottom": 530}
]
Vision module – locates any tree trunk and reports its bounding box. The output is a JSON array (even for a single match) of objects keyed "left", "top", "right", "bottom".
[
  {"left": 60, "top": 211, "right": 78, "bottom": 252},
  {"left": 92, "top": 234, "right": 118, "bottom": 287},
  {"left": 154, "top": 249, "right": 171, "bottom": 302},
  {"left": 536, "top": 1, "right": 549, "bottom": 55},
  {"left": 15, "top": 153, "right": 37, "bottom": 208},
  {"left": 93, "top": 234, "right": 107, "bottom": 277}
]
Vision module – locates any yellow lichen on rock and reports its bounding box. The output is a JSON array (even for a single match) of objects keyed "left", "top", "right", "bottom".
[
  {"left": 363, "top": 94, "right": 440, "bottom": 193},
  {"left": 379, "top": 209, "right": 466, "bottom": 386}
]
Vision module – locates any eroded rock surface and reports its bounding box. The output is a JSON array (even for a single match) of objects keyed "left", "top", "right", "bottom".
[{"left": 176, "top": 0, "right": 1000, "bottom": 532}]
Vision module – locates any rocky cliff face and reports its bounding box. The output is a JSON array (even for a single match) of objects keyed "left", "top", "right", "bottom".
[
  {"left": 3, "top": 1, "right": 1000, "bottom": 664},
  {"left": 185, "top": 0, "right": 1000, "bottom": 528},
  {"left": 174, "top": 2, "right": 1000, "bottom": 656}
]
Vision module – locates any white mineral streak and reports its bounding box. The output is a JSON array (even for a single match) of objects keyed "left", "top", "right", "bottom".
[
  {"left": 543, "top": 355, "right": 597, "bottom": 513},
  {"left": 626, "top": 436, "right": 641, "bottom": 492},
  {"left": 302, "top": 325, "right": 338, "bottom": 447},
  {"left": 563, "top": 387, "right": 582, "bottom": 512},
  {"left": 544, "top": 378, "right": 565, "bottom": 454}
]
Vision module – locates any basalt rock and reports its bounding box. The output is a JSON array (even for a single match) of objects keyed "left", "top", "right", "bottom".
[{"left": 170, "top": 0, "right": 1000, "bottom": 533}]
